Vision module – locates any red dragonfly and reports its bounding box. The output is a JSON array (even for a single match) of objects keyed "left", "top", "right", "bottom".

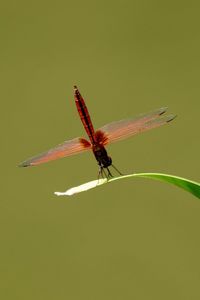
[{"left": 19, "top": 86, "right": 176, "bottom": 177}]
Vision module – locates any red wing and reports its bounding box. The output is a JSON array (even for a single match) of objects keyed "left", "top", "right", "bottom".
[
  {"left": 97, "top": 107, "right": 176, "bottom": 145},
  {"left": 18, "top": 137, "right": 92, "bottom": 167}
]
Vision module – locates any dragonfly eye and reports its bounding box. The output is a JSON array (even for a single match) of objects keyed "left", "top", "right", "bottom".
[{"left": 102, "top": 156, "right": 112, "bottom": 168}]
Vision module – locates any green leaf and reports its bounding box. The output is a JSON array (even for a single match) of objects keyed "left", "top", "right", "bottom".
[
  {"left": 54, "top": 173, "right": 200, "bottom": 199},
  {"left": 130, "top": 173, "right": 200, "bottom": 199}
]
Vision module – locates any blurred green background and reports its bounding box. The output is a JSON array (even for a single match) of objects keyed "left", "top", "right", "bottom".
[{"left": 1, "top": 0, "right": 200, "bottom": 299}]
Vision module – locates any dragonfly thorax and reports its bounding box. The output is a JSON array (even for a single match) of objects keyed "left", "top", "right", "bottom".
[{"left": 93, "top": 145, "right": 112, "bottom": 168}]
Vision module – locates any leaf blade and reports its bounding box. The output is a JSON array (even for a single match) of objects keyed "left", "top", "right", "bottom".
[
  {"left": 54, "top": 172, "right": 200, "bottom": 199},
  {"left": 132, "top": 173, "right": 200, "bottom": 199}
]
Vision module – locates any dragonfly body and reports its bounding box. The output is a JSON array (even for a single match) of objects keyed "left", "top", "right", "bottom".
[
  {"left": 19, "top": 86, "right": 176, "bottom": 177},
  {"left": 74, "top": 86, "right": 113, "bottom": 175}
]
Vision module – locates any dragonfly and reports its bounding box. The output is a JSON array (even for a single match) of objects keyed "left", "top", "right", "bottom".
[{"left": 19, "top": 86, "right": 176, "bottom": 178}]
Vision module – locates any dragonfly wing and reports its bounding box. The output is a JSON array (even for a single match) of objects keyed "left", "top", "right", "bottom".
[
  {"left": 19, "top": 137, "right": 92, "bottom": 167},
  {"left": 97, "top": 108, "right": 176, "bottom": 144}
]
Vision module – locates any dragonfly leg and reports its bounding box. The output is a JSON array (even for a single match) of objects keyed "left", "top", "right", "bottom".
[
  {"left": 97, "top": 165, "right": 113, "bottom": 181},
  {"left": 102, "top": 167, "right": 108, "bottom": 178},
  {"left": 106, "top": 167, "right": 113, "bottom": 179},
  {"left": 97, "top": 166, "right": 104, "bottom": 183},
  {"left": 111, "top": 164, "right": 123, "bottom": 176}
]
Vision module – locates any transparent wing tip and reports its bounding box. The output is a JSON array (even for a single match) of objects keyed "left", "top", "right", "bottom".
[
  {"left": 159, "top": 107, "right": 168, "bottom": 115},
  {"left": 18, "top": 160, "right": 32, "bottom": 167},
  {"left": 166, "top": 114, "right": 177, "bottom": 123},
  {"left": 145, "top": 113, "right": 177, "bottom": 127}
]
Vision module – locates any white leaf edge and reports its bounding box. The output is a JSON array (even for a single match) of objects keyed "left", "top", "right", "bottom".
[
  {"left": 54, "top": 178, "right": 108, "bottom": 196},
  {"left": 54, "top": 174, "right": 133, "bottom": 196}
]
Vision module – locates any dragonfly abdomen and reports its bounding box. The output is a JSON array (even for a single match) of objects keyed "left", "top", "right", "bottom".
[{"left": 74, "top": 86, "right": 96, "bottom": 144}]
